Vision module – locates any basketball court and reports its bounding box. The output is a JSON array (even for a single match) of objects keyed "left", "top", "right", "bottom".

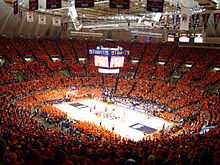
[{"left": 54, "top": 98, "right": 174, "bottom": 141}]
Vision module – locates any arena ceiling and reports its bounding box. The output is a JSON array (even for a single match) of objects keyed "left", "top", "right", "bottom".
[
  {"left": 1, "top": 0, "right": 220, "bottom": 38},
  {"left": 7, "top": 0, "right": 219, "bottom": 18}
]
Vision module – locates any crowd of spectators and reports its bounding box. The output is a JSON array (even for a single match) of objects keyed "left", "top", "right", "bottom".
[{"left": 0, "top": 37, "right": 219, "bottom": 164}]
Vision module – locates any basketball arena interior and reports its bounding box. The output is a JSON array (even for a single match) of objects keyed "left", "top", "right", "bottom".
[{"left": 0, "top": 0, "right": 220, "bottom": 164}]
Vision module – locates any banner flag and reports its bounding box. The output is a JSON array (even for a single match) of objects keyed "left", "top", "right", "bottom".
[
  {"left": 61, "top": 23, "right": 68, "bottom": 32},
  {"left": 53, "top": 17, "right": 61, "bottom": 26},
  {"left": 27, "top": 12, "right": 34, "bottom": 22},
  {"left": 180, "top": 7, "right": 191, "bottom": 31},
  {"left": 18, "top": 9, "right": 23, "bottom": 19},
  {"left": 213, "top": 13, "right": 220, "bottom": 29},
  {"left": 191, "top": 14, "right": 199, "bottom": 29},
  {"left": 13, "top": 0, "right": 18, "bottom": 15},
  {"left": 202, "top": 13, "right": 210, "bottom": 29},
  {"left": 38, "top": 15, "right": 46, "bottom": 25}
]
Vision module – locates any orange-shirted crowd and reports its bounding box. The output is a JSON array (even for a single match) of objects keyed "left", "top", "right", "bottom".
[{"left": 0, "top": 37, "right": 219, "bottom": 165}]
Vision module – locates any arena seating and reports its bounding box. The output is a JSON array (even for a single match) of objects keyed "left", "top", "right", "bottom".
[{"left": 0, "top": 37, "right": 219, "bottom": 165}]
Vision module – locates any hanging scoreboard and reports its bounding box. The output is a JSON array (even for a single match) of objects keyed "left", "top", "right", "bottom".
[
  {"left": 75, "top": 0, "right": 94, "bottom": 8},
  {"left": 147, "top": 0, "right": 164, "bottom": 12},
  {"left": 110, "top": 0, "right": 130, "bottom": 9},
  {"left": 89, "top": 45, "right": 129, "bottom": 73}
]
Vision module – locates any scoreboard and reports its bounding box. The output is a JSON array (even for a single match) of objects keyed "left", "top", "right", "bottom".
[
  {"left": 167, "top": 32, "right": 204, "bottom": 44},
  {"left": 89, "top": 45, "right": 129, "bottom": 73}
]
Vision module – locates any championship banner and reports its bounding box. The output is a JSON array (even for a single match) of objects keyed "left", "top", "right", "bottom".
[
  {"left": 46, "top": 0, "right": 61, "bottom": 9},
  {"left": 61, "top": 16, "right": 68, "bottom": 32},
  {"left": 61, "top": 22, "right": 68, "bottom": 32},
  {"left": 110, "top": 0, "right": 130, "bottom": 9},
  {"left": 172, "top": 14, "right": 180, "bottom": 27},
  {"left": 27, "top": 12, "right": 34, "bottom": 22},
  {"left": 199, "top": 14, "right": 203, "bottom": 27},
  {"left": 176, "top": 14, "right": 180, "bottom": 25},
  {"left": 147, "top": 0, "right": 164, "bottom": 12},
  {"left": 13, "top": 0, "right": 18, "bottom": 15},
  {"left": 172, "top": 14, "right": 177, "bottom": 27},
  {"left": 180, "top": 7, "right": 191, "bottom": 31},
  {"left": 53, "top": 17, "right": 61, "bottom": 26},
  {"left": 207, "top": 13, "right": 214, "bottom": 28},
  {"left": 202, "top": 13, "right": 210, "bottom": 29},
  {"left": 29, "top": 0, "right": 38, "bottom": 11},
  {"left": 214, "top": 13, "right": 220, "bottom": 29},
  {"left": 207, "top": 14, "right": 216, "bottom": 35},
  {"left": 159, "top": 15, "right": 168, "bottom": 26},
  {"left": 167, "top": 15, "right": 173, "bottom": 26},
  {"left": 38, "top": 15, "right": 46, "bottom": 24},
  {"left": 75, "top": 0, "right": 94, "bottom": 8},
  {"left": 191, "top": 14, "right": 199, "bottom": 29},
  {"left": 18, "top": 9, "right": 23, "bottom": 19},
  {"left": 164, "top": 15, "right": 169, "bottom": 26}
]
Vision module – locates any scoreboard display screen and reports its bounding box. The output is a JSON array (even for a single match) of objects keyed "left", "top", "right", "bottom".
[
  {"left": 110, "top": 0, "right": 130, "bottom": 9},
  {"left": 89, "top": 45, "right": 129, "bottom": 73},
  {"left": 94, "top": 56, "right": 108, "bottom": 67},
  {"left": 110, "top": 56, "right": 124, "bottom": 68},
  {"left": 94, "top": 56, "right": 124, "bottom": 68},
  {"left": 46, "top": 0, "right": 61, "bottom": 9},
  {"left": 75, "top": 0, "right": 94, "bottom": 8}
]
